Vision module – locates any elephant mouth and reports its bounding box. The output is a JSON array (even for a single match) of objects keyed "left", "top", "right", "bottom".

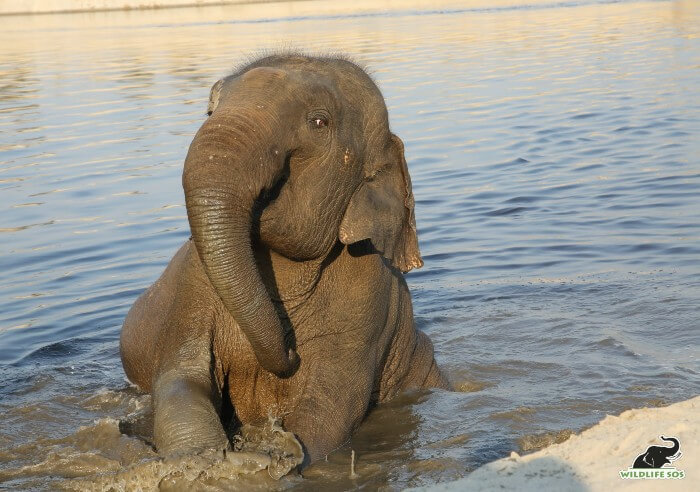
[
  {"left": 262, "top": 154, "right": 292, "bottom": 205},
  {"left": 255, "top": 155, "right": 292, "bottom": 228}
]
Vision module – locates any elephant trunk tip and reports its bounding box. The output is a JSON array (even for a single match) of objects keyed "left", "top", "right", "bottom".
[{"left": 265, "top": 348, "right": 300, "bottom": 378}]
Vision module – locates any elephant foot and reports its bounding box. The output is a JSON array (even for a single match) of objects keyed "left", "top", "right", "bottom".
[{"left": 118, "top": 408, "right": 155, "bottom": 448}]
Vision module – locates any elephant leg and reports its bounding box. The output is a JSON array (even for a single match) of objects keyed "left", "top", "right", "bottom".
[
  {"left": 283, "top": 368, "right": 373, "bottom": 466},
  {"left": 380, "top": 325, "right": 451, "bottom": 402},
  {"left": 409, "top": 330, "right": 451, "bottom": 389},
  {"left": 152, "top": 329, "right": 229, "bottom": 456},
  {"left": 374, "top": 290, "right": 450, "bottom": 401}
]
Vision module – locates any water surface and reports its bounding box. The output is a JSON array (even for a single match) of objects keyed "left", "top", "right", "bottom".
[{"left": 1, "top": 0, "right": 699, "bottom": 489}]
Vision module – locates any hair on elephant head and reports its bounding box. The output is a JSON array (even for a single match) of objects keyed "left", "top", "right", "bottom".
[{"left": 183, "top": 54, "right": 423, "bottom": 378}]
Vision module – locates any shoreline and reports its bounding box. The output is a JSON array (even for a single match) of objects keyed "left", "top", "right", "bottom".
[
  {"left": 1, "top": 1, "right": 270, "bottom": 16},
  {"left": 0, "top": 0, "right": 599, "bottom": 17},
  {"left": 411, "top": 396, "right": 699, "bottom": 491}
]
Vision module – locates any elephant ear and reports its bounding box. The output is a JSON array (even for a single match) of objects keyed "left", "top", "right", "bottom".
[
  {"left": 206, "top": 78, "right": 224, "bottom": 116},
  {"left": 339, "top": 134, "right": 423, "bottom": 273}
]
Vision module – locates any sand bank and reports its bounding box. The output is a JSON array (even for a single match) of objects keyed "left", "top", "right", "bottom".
[{"left": 411, "top": 395, "right": 698, "bottom": 491}]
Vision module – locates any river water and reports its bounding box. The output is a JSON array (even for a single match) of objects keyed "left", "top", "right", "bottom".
[{"left": 1, "top": 0, "right": 698, "bottom": 490}]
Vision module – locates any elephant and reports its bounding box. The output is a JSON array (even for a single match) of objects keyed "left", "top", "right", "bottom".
[
  {"left": 119, "top": 53, "right": 450, "bottom": 468},
  {"left": 632, "top": 436, "right": 681, "bottom": 468}
]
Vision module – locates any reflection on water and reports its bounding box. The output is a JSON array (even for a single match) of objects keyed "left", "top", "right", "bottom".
[{"left": 1, "top": 0, "right": 699, "bottom": 489}]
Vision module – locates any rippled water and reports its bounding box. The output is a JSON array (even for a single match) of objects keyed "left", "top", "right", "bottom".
[{"left": 1, "top": 0, "right": 699, "bottom": 489}]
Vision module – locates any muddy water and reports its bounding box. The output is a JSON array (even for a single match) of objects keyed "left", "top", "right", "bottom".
[{"left": 1, "top": 0, "right": 699, "bottom": 489}]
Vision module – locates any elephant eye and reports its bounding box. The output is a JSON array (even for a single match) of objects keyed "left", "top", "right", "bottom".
[
  {"left": 309, "top": 116, "right": 328, "bottom": 129},
  {"left": 308, "top": 110, "right": 330, "bottom": 130}
]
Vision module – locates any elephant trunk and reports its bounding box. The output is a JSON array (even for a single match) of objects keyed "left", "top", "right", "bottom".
[
  {"left": 183, "top": 107, "right": 299, "bottom": 378},
  {"left": 661, "top": 436, "right": 680, "bottom": 455}
]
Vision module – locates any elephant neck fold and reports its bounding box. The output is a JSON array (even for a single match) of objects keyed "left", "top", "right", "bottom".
[{"left": 254, "top": 244, "right": 331, "bottom": 307}]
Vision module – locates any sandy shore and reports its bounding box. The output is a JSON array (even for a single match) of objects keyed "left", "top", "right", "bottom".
[{"left": 411, "top": 395, "right": 698, "bottom": 491}]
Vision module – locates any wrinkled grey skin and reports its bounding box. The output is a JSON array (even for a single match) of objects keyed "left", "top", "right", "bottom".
[
  {"left": 120, "top": 54, "right": 450, "bottom": 466},
  {"left": 632, "top": 436, "right": 681, "bottom": 468}
]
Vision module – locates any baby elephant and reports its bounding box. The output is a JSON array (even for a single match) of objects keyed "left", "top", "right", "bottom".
[{"left": 120, "top": 54, "right": 449, "bottom": 466}]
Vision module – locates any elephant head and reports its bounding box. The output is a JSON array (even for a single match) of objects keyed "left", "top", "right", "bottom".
[
  {"left": 632, "top": 436, "right": 681, "bottom": 468},
  {"left": 183, "top": 55, "right": 422, "bottom": 378}
]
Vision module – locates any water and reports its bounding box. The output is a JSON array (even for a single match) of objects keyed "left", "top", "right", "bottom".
[{"left": 1, "top": 0, "right": 699, "bottom": 489}]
